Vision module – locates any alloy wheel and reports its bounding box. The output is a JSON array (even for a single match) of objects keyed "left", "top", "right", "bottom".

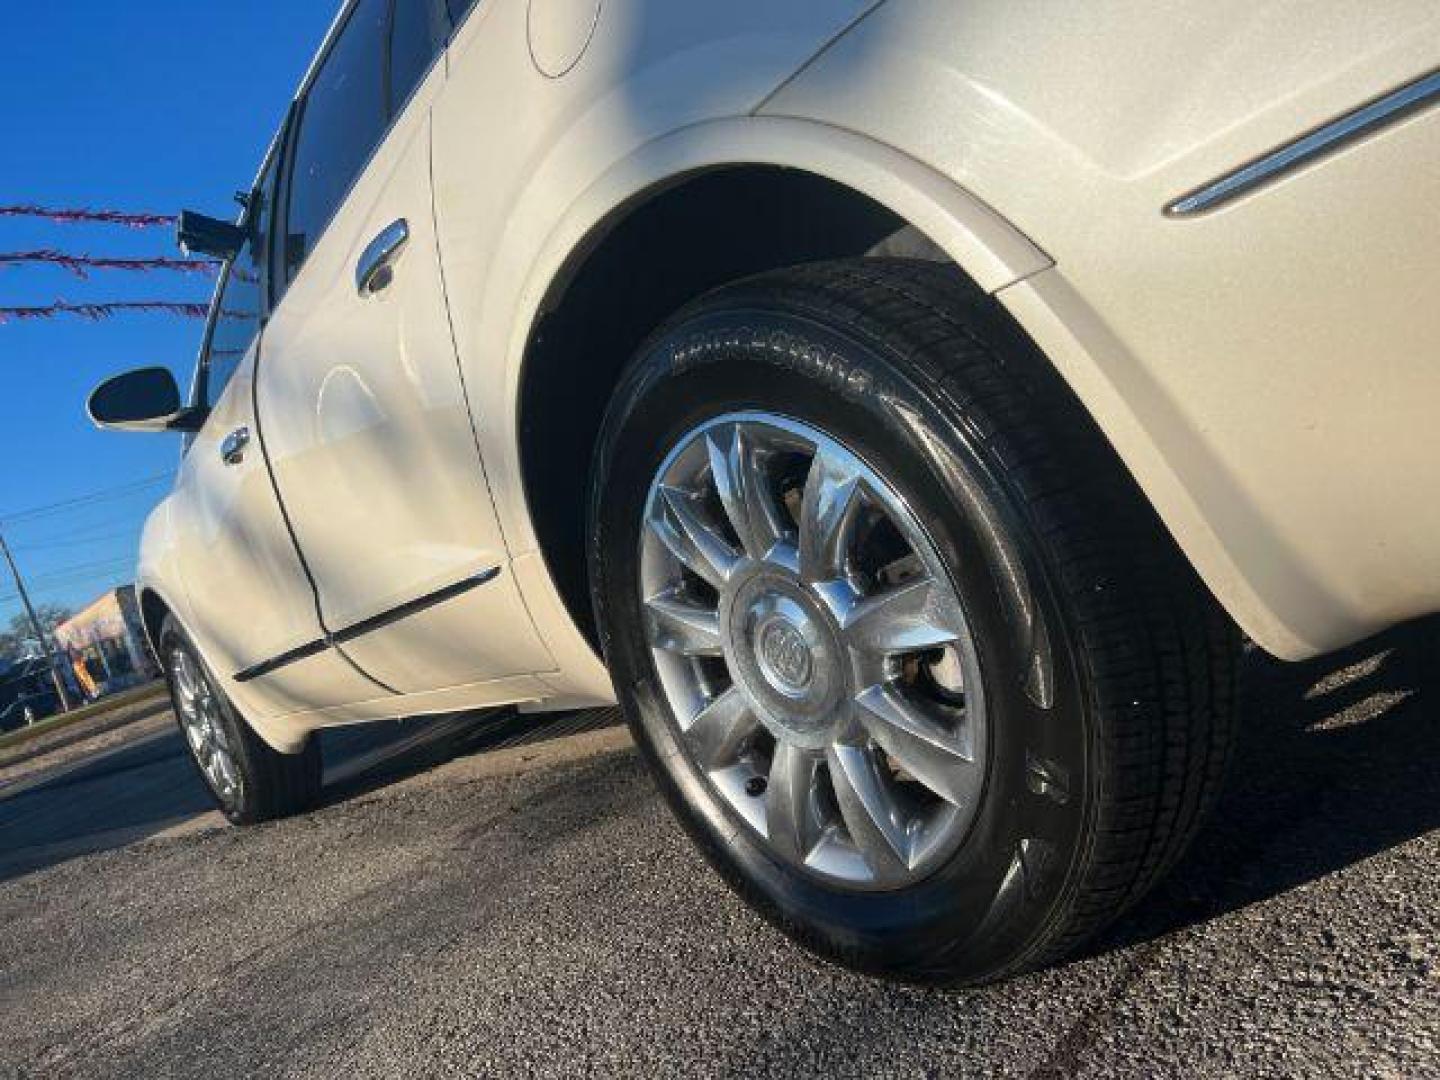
[
  {"left": 171, "top": 648, "right": 242, "bottom": 805},
  {"left": 639, "top": 413, "right": 987, "bottom": 889}
]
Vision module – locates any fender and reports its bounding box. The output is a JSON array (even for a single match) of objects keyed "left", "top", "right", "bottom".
[
  {"left": 457, "top": 116, "right": 1055, "bottom": 696},
  {"left": 488, "top": 115, "right": 1053, "bottom": 556},
  {"left": 761, "top": 0, "right": 1440, "bottom": 658}
]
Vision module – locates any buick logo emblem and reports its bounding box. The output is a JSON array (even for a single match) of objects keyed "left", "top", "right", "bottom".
[{"left": 759, "top": 619, "right": 812, "bottom": 691}]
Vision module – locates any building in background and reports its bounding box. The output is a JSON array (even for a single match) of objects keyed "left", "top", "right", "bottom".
[{"left": 52, "top": 586, "right": 158, "bottom": 702}]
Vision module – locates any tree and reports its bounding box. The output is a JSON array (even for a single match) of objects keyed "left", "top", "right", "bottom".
[{"left": 0, "top": 605, "right": 73, "bottom": 662}]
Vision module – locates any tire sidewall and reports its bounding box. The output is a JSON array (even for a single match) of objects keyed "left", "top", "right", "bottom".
[
  {"left": 591, "top": 304, "right": 1097, "bottom": 982},
  {"left": 159, "top": 616, "right": 255, "bottom": 824}
]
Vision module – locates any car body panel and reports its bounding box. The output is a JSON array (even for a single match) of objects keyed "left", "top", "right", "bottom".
[
  {"left": 449, "top": 112, "right": 1059, "bottom": 710},
  {"left": 431, "top": 0, "right": 886, "bottom": 546},
  {"left": 133, "top": 0, "right": 1440, "bottom": 754},
  {"left": 761, "top": 0, "right": 1440, "bottom": 657},
  {"left": 164, "top": 343, "right": 382, "bottom": 722},
  {"left": 257, "top": 57, "right": 555, "bottom": 695}
]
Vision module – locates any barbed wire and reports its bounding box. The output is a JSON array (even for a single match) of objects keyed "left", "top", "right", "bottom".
[
  {"left": 0, "top": 300, "right": 209, "bottom": 324},
  {"left": 0, "top": 250, "right": 219, "bottom": 278},
  {"left": 0, "top": 204, "right": 176, "bottom": 228}
]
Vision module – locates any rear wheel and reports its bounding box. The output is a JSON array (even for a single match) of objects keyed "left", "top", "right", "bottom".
[
  {"left": 589, "top": 259, "right": 1237, "bottom": 983},
  {"left": 160, "top": 615, "right": 322, "bottom": 825}
]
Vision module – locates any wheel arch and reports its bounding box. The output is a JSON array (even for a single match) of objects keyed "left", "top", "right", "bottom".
[
  {"left": 137, "top": 585, "right": 173, "bottom": 661},
  {"left": 510, "top": 117, "right": 1053, "bottom": 652}
]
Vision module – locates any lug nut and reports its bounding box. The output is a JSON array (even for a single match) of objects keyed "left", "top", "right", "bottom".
[{"left": 745, "top": 776, "right": 768, "bottom": 797}]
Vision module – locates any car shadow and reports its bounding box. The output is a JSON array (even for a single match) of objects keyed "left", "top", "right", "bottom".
[
  {"left": 0, "top": 707, "right": 622, "bottom": 884},
  {"left": 1091, "top": 615, "right": 1440, "bottom": 955},
  {"left": 3, "top": 617, "right": 1434, "bottom": 937}
]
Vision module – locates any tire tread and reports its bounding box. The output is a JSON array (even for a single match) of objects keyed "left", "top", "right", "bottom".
[{"left": 691, "top": 259, "right": 1238, "bottom": 973}]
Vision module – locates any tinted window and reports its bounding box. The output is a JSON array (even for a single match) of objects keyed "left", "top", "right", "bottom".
[
  {"left": 390, "top": 0, "right": 440, "bottom": 116},
  {"left": 446, "top": 0, "right": 478, "bottom": 30},
  {"left": 284, "top": 0, "right": 389, "bottom": 281},
  {"left": 204, "top": 153, "right": 279, "bottom": 403}
]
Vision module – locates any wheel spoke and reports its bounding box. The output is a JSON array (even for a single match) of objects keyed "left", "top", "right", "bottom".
[
  {"left": 206, "top": 707, "right": 234, "bottom": 753},
  {"left": 683, "top": 687, "right": 758, "bottom": 769},
  {"left": 181, "top": 719, "right": 206, "bottom": 754},
  {"left": 644, "top": 591, "right": 723, "bottom": 657},
  {"left": 210, "top": 746, "right": 239, "bottom": 795},
  {"left": 766, "top": 742, "right": 820, "bottom": 862},
  {"left": 841, "top": 578, "right": 963, "bottom": 656},
  {"left": 639, "top": 413, "right": 991, "bottom": 889},
  {"left": 172, "top": 653, "right": 199, "bottom": 706},
  {"left": 826, "top": 744, "right": 911, "bottom": 878},
  {"left": 798, "top": 448, "right": 863, "bottom": 584},
  {"left": 856, "top": 684, "right": 978, "bottom": 807},
  {"left": 647, "top": 485, "right": 741, "bottom": 590},
  {"left": 706, "top": 425, "right": 789, "bottom": 561}
]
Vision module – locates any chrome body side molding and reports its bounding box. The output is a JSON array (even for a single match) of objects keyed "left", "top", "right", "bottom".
[
  {"left": 1167, "top": 69, "right": 1440, "bottom": 216},
  {"left": 233, "top": 567, "right": 502, "bottom": 683}
]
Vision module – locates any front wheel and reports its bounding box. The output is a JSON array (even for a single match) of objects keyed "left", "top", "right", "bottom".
[
  {"left": 159, "top": 616, "right": 322, "bottom": 825},
  {"left": 589, "top": 259, "right": 1237, "bottom": 984}
]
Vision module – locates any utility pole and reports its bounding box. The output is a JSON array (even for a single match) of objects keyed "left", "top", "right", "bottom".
[{"left": 0, "top": 527, "right": 73, "bottom": 712}]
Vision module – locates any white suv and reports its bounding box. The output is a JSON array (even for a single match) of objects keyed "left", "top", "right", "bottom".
[{"left": 87, "top": 0, "right": 1440, "bottom": 983}]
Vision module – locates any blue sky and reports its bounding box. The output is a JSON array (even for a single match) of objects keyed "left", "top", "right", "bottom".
[{"left": 0, "top": 2, "right": 336, "bottom": 627}]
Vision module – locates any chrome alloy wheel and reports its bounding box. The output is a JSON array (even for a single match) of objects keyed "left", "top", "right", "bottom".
[
  {"left": 640, "top": 413, "right": 987, "bottom": 889},
  {"left": 171, "top": 648, "right": 241, "bottom": 804}
]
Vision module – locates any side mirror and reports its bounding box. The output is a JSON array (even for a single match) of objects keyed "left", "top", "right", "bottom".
[
  {"left": 177, "top": 210, "right": 245, "bottom": 259},
  {"left": 87, "top": 367, "right": 207, "bottom": 433}
]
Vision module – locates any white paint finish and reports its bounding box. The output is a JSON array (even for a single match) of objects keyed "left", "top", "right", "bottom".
[
  {"left": 527, "top": 0, "right": 602, "bottom": 78},
  {"left": 480, "top": 115, "right": 1049, "bottom": 565},
  {"left": 257, "top": 673, "right": 555, "bottom": 752},
  {"left": 333, "top": 563, "right": 554, "bottom": 692},
  {"left": 766, "top": 0, "right": 1440, "bottom": 656},
  {"left": 164, "top": 348, "right": 380, "bottom": 720},
  {"left": 257, "top": 73, "right": 553, "bottom": 693},
  {"left": 431, "top": 0, "right": 1021, "bottom": 558},
  {"left": 509, "top": 551, "right": 615, "bottom": 705},
  {"left": 132, "top": 0, "right": 1440, "bottom": 754}
]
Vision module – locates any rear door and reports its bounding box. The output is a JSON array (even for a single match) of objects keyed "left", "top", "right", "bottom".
[
  {"left": 168, "top": 148, "right": 384, "bottom": 718},
  {"left": 256, "top": 0, "right": 552, "bottom": 695}
]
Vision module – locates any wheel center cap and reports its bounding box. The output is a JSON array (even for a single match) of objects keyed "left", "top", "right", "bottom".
[
  {"left": 720, "top": 568, "right": 849, "bottom": 748},
  {"left": 756, "top": 616, "right": 813, "bottom": 695}
]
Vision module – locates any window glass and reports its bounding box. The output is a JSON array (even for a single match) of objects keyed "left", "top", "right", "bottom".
[
  {"left": 284, "top": 0, "right": 389, "bottom": 281},
  {"left": 446, "top": 0, "right": 478, "bottom": 31},
  {"left": 203, "top": 152, "right": 279, "bottom": 403},
  {"left": 390, "top": 0, "right": 440, "bottom": 116}
]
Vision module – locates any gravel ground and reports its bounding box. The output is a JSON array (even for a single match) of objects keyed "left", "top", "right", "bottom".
[{"left": 0, "top": 624, "right": 1437, "bottom": 1078}]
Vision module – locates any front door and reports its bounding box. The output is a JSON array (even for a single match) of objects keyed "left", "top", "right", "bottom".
[{"left": 256, "top": 0, "right": 551, "bottom": 694}]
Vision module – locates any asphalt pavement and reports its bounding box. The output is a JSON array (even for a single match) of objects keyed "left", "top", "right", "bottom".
[{"left": 0, "top": 624, "right": 1437, "bottom": 1078}]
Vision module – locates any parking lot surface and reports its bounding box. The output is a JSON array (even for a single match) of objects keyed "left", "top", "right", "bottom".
[{"left": 1, "top": 626, "right": 1437, "bottom": 1078}]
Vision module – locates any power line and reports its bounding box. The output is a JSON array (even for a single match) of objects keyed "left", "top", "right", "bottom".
[
  {"left": 11, "top": 529, "right": 138, "bottom": 552},
  {"left": 24, "top": 557, "right": 136, "bottom": 587},
  {"left": 0, "top": 528, "right": 75, "bottom": 709},
  {"left": 0, "top": 564, "right": 136, "bottom": 604},
  {"left": 4, "top": 507, "right": 163, "bottom": 537},
  {"left": 0, "top": 473, "right": 172, "bottom": 525}
]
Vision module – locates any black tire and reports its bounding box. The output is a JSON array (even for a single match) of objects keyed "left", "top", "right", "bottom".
[
  {"left": 589, "top": 258, "right": 1237, "bottom": 984},
  {"left": 158, "top": 615, "right": 322, "bottom": 826}
]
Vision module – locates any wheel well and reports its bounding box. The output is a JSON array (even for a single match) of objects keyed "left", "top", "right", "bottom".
[
  {"left": 138, "top": 588, "right": 171, "bottom": 661},
  {"left": 518, "top": 165, "right": 982, "bottom": 649}
]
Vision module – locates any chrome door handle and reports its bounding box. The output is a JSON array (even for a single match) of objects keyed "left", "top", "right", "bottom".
[
  {"left": 355, "top": 218, "right": 409, "bottom": 295},
  {"left": 221, "top": 426, "right": 250, "bottom": 466}
]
